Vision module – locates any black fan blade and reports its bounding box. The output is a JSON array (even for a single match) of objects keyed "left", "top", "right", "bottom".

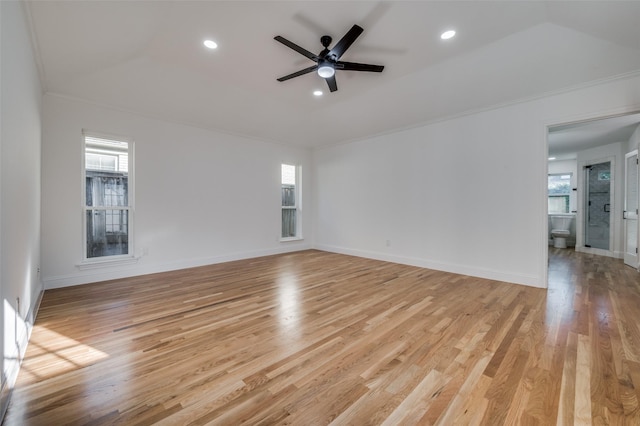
[
  {"left": 326, "top": 75, "right": 338, "bottom": 92},
  {"left": 274, "top": 36, "right": 319, "bottom": 61},
  {"left": 336, "top": 61, "right": 384, "bottom": 73},
  {"left": 328, "top": 25, "right": 364, "bottom": 60},
  {"left": 277, "top": 65, "right": 318, "bottom": 82}
]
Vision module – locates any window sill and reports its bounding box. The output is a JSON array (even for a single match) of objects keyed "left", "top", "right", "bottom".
[
  {"left": 280, "top": 236, "right": 304, "bottom": 243},
  {"left": 76, "top": 255, "right": 140, "bottom": 270}
]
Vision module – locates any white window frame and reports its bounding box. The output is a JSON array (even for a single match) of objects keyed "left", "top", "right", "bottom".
[
  {"left": 80, "top": 130, "right": 136, "bottom": 266},
  {"left": 281, "top": 164, "right": 303, "bottom": 242}
]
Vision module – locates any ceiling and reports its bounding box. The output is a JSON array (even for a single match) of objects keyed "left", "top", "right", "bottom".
[
  {"left": 549, "top": 113, "right": 640, "bottom": 161},
  {"left": 25, "top": 1, "right": 640, "bottom": 148}
]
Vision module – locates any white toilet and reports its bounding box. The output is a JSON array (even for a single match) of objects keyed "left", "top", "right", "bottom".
[{"left": 550, "top": 215, "right": 573, "bottom": 248}]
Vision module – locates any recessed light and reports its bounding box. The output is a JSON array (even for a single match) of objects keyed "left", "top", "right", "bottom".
[
  {"left": 440, "top": 30, "right": 456, "bottom": 40},
  {"left": 313, "top": 90, "right": 323, "bottom": 96},
  {"left": 548, "top": 157, "right": 557, "bottom": 160},
  {"left": 203, "top": 39, "right": 218, "bottom": 49}
]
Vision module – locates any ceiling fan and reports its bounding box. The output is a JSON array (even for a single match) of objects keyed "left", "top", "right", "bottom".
[{"left": 274, "top": 24, "right": 384, "bottom": 93}]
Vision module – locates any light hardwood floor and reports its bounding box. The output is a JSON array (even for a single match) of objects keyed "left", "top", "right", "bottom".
[{"left": 4, "top": 248, "right": 640, "bottom": 425}]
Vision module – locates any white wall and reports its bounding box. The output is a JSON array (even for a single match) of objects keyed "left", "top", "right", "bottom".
[
  {"left": 313, "top": 73, "right": 640, "bottom": 288},
  {"left": 0, "top": 0, "right": 43, "bottom": 416},
  {"left": 41, "top": 94, "right": 312, "bottom": 288}
]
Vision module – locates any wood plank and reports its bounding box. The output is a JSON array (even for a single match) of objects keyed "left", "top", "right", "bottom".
[{"left": 576, "top": 333, "right": 593, "bottom": 424}]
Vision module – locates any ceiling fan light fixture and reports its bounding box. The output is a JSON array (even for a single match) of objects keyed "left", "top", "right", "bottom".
[
  {"left": 317, "top": 64, "right": 335, "bottom": 79},
  {"left": 274, "top": 24, "right": 383, "bottom": 92},
  {"left": 203, "top": 39, "right": 218, "bottom": 49},
  {"left": 440, "top": 30, "right": 456, "bottom": 40}
]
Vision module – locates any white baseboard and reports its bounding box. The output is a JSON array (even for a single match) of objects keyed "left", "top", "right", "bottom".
[
  {"left": 314, "top": 244, "right": 544, "bottom": 288},
  {"left": 575, "top": 246, "right": 623, "bottom": 259},
  {"left": 43, "top": 244, "right": 312, "bottom": 289}
]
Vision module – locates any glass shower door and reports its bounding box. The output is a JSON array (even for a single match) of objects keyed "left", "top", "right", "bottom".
[{"left": 585, "top": 162, "right": 611, "bottom": 250}]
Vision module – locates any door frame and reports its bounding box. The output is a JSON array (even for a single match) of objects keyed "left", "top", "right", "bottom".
[{"left": 623, "top": 150, "right": 639, "bottom": 268}]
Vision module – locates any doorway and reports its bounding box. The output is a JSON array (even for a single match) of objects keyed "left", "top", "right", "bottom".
[
  {"left": 584, "top": 161, "right": 611, "bottom": 251},
  {"left": 547, "top": 111, "right": 640, "bottom": 279}
]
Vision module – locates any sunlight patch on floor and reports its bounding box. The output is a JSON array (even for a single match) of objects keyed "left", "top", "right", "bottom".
[{"left": 16, "top": 324, "right": 109, "bottom": 385}]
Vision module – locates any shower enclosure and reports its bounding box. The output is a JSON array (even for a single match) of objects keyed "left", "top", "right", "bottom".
[{"left": 584, "top": 161, "right": 611, "bottom": 250}]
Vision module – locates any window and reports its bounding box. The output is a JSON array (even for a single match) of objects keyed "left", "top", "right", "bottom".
[
  {"left": 548, "top": 173, "right": 571, "bottom": 214},
  {"left": 83, "top": 133, "right": 133, "bottom": 260},
  {"left": 281, "top": 164, "right": 301, "bottom": 239}
]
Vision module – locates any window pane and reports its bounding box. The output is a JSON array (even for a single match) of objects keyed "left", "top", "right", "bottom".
[
  {"left": 281, "top": 164, "right": 295, "bottom": 185},
  {"left": 86, "top": 153, "right": 117, "bottom": 171},
  {"left": 282, "top": 209, "right": 296, "bottom": 238},
  {"left": 548, "top": 174, "right": 571, "bottom": 195},
  {"left": 86, "top": 174, "right": 128, "bottom": 207},
  {"left": 281, "top": 164, "right": 296, "bottom": 207},
  {"left": 85, "top": 137, "right": 129, "bottom": 208},
  {"left": 549, "top": 196, "right": 569, "bottom": 214},
  {"left": 282, "top": 185, "right": 295, "bottom": 207},
  {"left": 85, "top": 137, "right": 128, "bottom": 172},
  {"left": 281, "top": 164, "right": 299, "bottom": 239},
  {"left": 86, "top": 209, "right": 129, "bottom": 258}
]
